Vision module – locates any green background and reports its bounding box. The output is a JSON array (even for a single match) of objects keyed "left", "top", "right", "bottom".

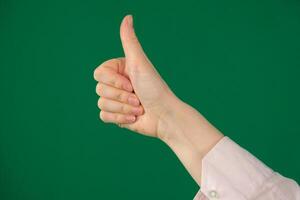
[{"left": 1, "top": 0, "right": 300, "bottom": 199}]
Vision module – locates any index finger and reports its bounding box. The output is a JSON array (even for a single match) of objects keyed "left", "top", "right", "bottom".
[
  {"left": 97, "top": 58, "right": 126, "bottom": 74},
  {"left": 94, "top": 68, "right": 133, "bottom": 92}
]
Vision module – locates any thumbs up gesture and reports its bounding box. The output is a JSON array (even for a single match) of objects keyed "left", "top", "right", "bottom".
[
  {"left": 94, "top": 17, "right": 224, "bottom": 184},
  {"left": 94, "top": 15, "right": 179, "bottom": 139}
]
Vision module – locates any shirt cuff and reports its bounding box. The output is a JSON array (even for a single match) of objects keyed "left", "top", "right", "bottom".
[{"left": 195, "top": 136, "right": 275, "bottom": 199}]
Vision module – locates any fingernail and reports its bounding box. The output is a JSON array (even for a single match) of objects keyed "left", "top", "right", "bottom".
[
  {"left": 127, "top": 15, "right": 133, "bottom": 27},
  {"left": 133, "top": 107, "right": 143, "bottom": 115},
  {"left": 124, "top": 84, "right": 132, "bottom": 92},
  {"left": 126, "top": 115, "right": 136, "bottom": 122},
  {"left": 128, "top": 96, "right": 140, "bottom": 106}
]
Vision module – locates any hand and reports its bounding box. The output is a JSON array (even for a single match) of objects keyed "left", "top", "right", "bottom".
[
  {"left": 93, "top": 15, "right": 224, "bottom": 184},
  {"left": 93, "top": 15, "right": 177, "bottom": 139}
]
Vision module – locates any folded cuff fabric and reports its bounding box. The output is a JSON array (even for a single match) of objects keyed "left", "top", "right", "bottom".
[{"left": 193, "top": 137, "right": 300, "bottom": 200}]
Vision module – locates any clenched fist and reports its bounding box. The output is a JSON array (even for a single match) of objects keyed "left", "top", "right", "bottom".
[{"left": 93, "top": 15, "right": 178, "bottom": 139}]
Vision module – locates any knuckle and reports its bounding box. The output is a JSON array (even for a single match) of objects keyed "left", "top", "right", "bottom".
[
  {"left": 116, "top": 91, "right": 124, "bottom": 102},
  {"left": 121, "top": 104, "right": 127, "bottom": 113},
  {"left": 96, "top": 84, "right": 104, "bottom": 96},
  {"left": 93, "top": 66, "right": 104, "bottom": 81},
  {"left": 126, "top": 92, "right": 134, "bottom": 103},
  {"left": 109, "top": 58, "right": 123, "bottom": 68},
  {"left": 93, "top": 68, "right": 99, "bottom": 81},
  {"left": 127, "top": 93, "right": 135, "bottom": 103},
  {"left": 131, "top": 36, "right": 139, "bottom": 44},
  {"left": 115, "top": 114, "right": 122, "bottom": 122},
  {"left": 126, "top": 105, "right": 134, "bottom": 114},
  {"left": 99, "top": 58, "right": 120, "bottom": 71},
  {"left": 99, "top": 59, "right": 113, "bottom": 68},
  {"left": 114, "top": 79, "right": 122, "bottom": 89},
  {"left": 97, "top": 98, "right": 105, "bottom": 109},
  {"left": 111, "top": 58, "right": 120, "bottom": 64},
  {"left": 99, "top": 111, "right": 107, "bottom": 122}
]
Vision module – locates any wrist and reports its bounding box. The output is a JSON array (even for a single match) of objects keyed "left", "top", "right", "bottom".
[
  {"left": 158, "top": 95, "right": 224, "bottom": 185},
  {"left": 156, "top": 95, "right": 185, "bottom": 142},
  {"left": 156, "top": 95, "right": 224, "bottom": 184},
  {"left": 157, "top": 95, "right": 224, "bottom": 158}
]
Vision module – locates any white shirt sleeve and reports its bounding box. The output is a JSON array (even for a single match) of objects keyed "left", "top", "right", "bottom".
[{"left": 193, "top": 136, "right": 300, "bottom": 200}]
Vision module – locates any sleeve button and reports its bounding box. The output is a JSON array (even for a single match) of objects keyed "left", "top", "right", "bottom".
[{"left": 208, "top": 190, "right": 218, "bottom": 198}]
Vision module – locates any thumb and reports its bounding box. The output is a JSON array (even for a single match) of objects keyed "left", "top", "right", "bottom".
[
  {"left": 120, "top": 15, "right": 149, "bottom": 64},
  {"left": 119, "top": 15, "right": 173, "bottom": 108}
]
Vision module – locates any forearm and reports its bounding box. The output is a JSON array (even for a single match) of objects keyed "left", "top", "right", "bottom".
[
  {"left": 157, "top": 96, "right": 224, "bottom": 185},
  {"left": 158, "top": 97, "right": 300, "bottom": 199}
]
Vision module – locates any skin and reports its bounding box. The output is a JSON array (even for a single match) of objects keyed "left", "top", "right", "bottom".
[{"left": 93, "top": 15, "right": 224, "bottom": 185}]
